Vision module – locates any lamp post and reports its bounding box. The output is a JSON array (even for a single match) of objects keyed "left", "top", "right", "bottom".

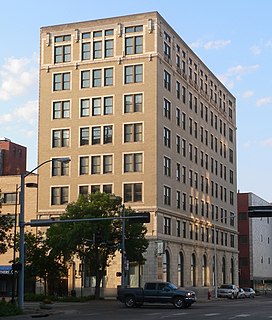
[
  {"left": 18, "top": 157, "right": 70, "bottom": 310},
  {"left": 121, "top": 204, "right": 126, "bottom": 288}
]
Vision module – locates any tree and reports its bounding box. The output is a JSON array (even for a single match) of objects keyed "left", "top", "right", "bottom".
[
  {"left": 46, "top": 192, "right": 149, "bottom": 299},
  {"left": 0, "top": 214, "right": 13, "bottom": 255},
  {"left": 23, "top": 231, "right": 67, "bottom": 296}
]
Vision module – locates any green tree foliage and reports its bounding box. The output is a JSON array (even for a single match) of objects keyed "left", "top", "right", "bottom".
[
  {"left": 23, "top": 231, "right": 67, "bottom": 296},
  {"left": 0, "top": 214, "right": 13, "bottom": 255},
  {"left": 46, "top": 192, "right": 149, "bottom": 299}
]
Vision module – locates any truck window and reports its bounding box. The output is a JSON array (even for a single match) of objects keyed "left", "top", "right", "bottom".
[{"left": 145, "top": 283, "right": 156, "bottom": 290}]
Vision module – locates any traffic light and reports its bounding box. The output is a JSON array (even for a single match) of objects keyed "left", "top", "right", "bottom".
[{"left": 128, "top": 211, "right": 150, "bottom": 223}]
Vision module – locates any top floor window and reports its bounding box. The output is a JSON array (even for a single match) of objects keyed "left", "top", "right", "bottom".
[
  {"left": 125, "top": 25, "right": 143, "bottom": 33},
  {"left": 55, "top": 35, "right": 71, "bottom": 42},
  {"left": 125, "top": 36, "right": 143, "bottom": 55},
  {"left": 54, "top": 45, "right": 70, "bottom": 63}
]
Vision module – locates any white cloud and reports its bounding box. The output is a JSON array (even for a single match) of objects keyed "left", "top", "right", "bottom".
[
  {"left": 242, "top": 90, "right": 254, "bottom": 98},
  {"left": 256, "top": 97, "right": 272, "bottom": 107},
  {"left": 250, "top": 45, "right": 261, "bottom": 55},
  {"left": 190, "top": 39, "right": 231, "bottom": 50},
  {"left": 0, "top": 100, "right": 38, "bottom": 124},
  {"left": 0, "top": 55, "right": 38, "bottom": 101},
  {"left": 219, "top": 64, "right": 260, "bottom": 88}
]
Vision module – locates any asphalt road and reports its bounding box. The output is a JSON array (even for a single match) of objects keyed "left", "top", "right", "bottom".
[{"left": 5, "top": 295, "right": 272, "bottom": 320}]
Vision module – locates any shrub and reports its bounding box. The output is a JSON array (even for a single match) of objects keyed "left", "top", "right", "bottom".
[{"left": 0, "top": 301, "right": 22, "bottom": 317}]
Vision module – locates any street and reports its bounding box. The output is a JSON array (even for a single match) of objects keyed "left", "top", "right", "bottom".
[{"left": 7, "top": 295, "right": 272, "bottom": 320}]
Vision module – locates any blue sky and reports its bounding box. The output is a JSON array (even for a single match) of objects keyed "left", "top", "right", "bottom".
[{"left": 1, "top": 0, "right": 272, "bottom": 201}]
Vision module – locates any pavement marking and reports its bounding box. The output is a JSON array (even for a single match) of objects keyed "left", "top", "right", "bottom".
[
  {"left": 228, "top": 315, "right": 251, "bottom": 319},
  {"left": 204, "top": 313, "right": 221, "bottom": 317},
  {"left": 160, "top": 313, "right": 189, "bottom": 318}
]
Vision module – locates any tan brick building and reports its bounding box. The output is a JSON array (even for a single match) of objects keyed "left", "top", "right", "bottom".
[{"left": 38, "top": 11, "right": 238, "bottom": 295}]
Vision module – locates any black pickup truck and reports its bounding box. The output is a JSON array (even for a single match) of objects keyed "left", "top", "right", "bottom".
[{"left": 117, "top": 281, "right": 196, "bottom": 309}]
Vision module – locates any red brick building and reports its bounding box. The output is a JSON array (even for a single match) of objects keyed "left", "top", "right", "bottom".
[{"left": 0, "top": 138, "right": 26, "bottom": 175}]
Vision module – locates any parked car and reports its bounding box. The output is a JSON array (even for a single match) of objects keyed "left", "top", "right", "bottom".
[
  {"left": 117, "top": 281, "right": 196, "bottom": 309},
  {"left": 217, "top": 284, "right": 239, "bottom": 299},
  {"left": 237, "top": 288, "right": 246, "bottom": 298},
  {"left": 243, "top": 287, "right": 255, "bottom": 298}
]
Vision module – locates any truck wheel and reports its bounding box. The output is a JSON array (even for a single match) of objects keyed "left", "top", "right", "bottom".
[
  {"left": 173, "top": 296, "right": 186, "bottom": 309},
  {"left": 125, "top": 295, "right": 136, "bottom": 308}
]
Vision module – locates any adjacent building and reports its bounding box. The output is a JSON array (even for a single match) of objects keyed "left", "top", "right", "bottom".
[
  {"left": 38, "top": 11, "right": 238, "bottom": 295},
  {"left": 238, "top": 192, "right": 272, "bottom": 291}
]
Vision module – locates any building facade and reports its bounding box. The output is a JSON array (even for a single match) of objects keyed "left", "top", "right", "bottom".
[
  {"left": 38, "top": 12, "right": 238, "bottom": 295},
  {"left": 0, "top": 138, "right": 26, "bottom": 176},
  {"left": 238, "top": 192, "right": 272, "bottom": 290},
  {"left": 0, "top": 139, "right": 37, "bottom": 296}
]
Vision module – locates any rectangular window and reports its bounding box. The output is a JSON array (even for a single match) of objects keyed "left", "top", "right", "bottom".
[
  {"left": 51, "top": 186, "right": 69, "bottom": 205},
  {"left": 124, "top": 183, "right": 142, "bottom": 202},
  {"left": 163, "top": 70, "right": 171, "bottom": 91},
  {"left": 164, "top": 217, "right": 171, "bottom": 235},
  {"left": 163, "top": 186, "right": 171, "bottom": 205},
  {"left": 125, "top": 65, "right": 143, "bottom": 84},
  {"left": 105, "top": 39, "right": 114, "bottom": 57},
  {"left": 52, "top": 129, "right": 70, "bottom": 147},
  {"left": 81, "top": 70, "right": 90, "bottom": 88},
  {"left": 53, "top": 73, "right": 70, "bottom": 91},
  {"left": 103, "top": 125, "right": 113, "bottom": 144},
  {"left": 80, "top": 127, "right": 89, "bottom": 146},
  {"left": 163, "top": 156, "right": 171, "bottom": 177},
  {"left": 52, "top": 158, "right": 69, "bottom": 176},
  {"left": 82, "top": 42, "right": 90, "bottom": 60},
  {"left": 163, "top": 127, "right": 171, "bottom": 148},
  {"left": 124, "top": 93, "right": 142, "bottom": 113},
  {"left": 177, "top": 220, "right": 181, "bottom": 237},
  {"left": 103, "top": 155, "right": 113, "bottom": 173},
  {"left": 163, "top": 98, "right": 171, "bottom": 119},
  {"left": 92, "top": 98, "right": 101, "bottom": 116},
  {"left": 104, "top": 68, "right": 113, "bottom": 86},
  {"left": 176, "top": 191, "right": 181, "bottom": 209},
  {"left": 92, "top": 126, "right": 101, "bottom": 145},
  {"left": 124, "top": 153, "right": 142, "bottom": 172},
  {"left": 125, "top": 36, "right": 143, "bottom": 54},
  {"left": 92, "top": 69, "right": 102, "bottom": 87},
  {"left": 54, "top": 45, "right": 71, "bottom": 63},
  {"left": 79, "top": 185, "right": 89, "bottom": 196},
  {"left": 80, "top": 99, "right": 90, "bottom": 117},
  {"left": 91, "top": 156, "right": 101, "bottom": 174},
  {"left": 93, "top": 41, "right": 102, "bottom": 59},
  {"left": 124, "top": 123, "right": 142, "bottom": 142},
  {"left": 53, "top": 101, "right": 70, "bottom": 119},
  {"left": 104, "top": 96, "right": 113, "bottom": 115},
  {"left": 79, "top": 156, "right": 89, "bottom": 175}
]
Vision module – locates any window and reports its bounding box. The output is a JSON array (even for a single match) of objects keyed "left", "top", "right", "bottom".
[
  {"left": 164, "top": 156, "right": 171, "bottom": 177},
  {"left": 104, "top": 68, "right": 113, "bottom": 86},
  {"left": 176, "top": 191, "right": 181, "bottom": 209},
  {"left": 176, "top": 81, "right": 180, "bottom": 99},
  {"left": 80, "top": 99, "right": 90, "bottom": 117},
  {"left": 79, "top": 156, "right": 89, "bottom": 175},
  {"left": 125, "top": 65, "right": 143, "bottom": 83},
  {"left": 104, "top": 96, "right": 113, "bottom": 115},
  {"left": 52, "top": 129, "right": 70, "bottom": 147},
  {"left": 103, "top": 155, "right": 113, "bottom": 173},
  {"left": 124, "top": 153, "right": 142, "bottom": 172},
  {"left": 81, "top": 70, "right": 90, "bottom": 88},
  {"left": 92, "top": 98, "right": 101, "bottom": 116},
  {"left": 53, "top": 73, "right": 70, "bottom": 91},
  {"left": 55, "top": 35, "right": 71, "bottom": 42},
  {"left": 54, "top": 45, "right": 71, "bottom": 63},
  {"left": 177, "top": 220, "right": 181, "bottom": 236},
  {"left": 176, "top": 162, "right": 181, "bottom": 181},
  {"left": 163, "top": 70, "right": 171, "bottom": 91},
  {"left": 125, "top": 36, "right": 143, "bottom": 54},
  {"left": 93, "top": 41, "right": 102, "bottom": 59},
  {"left": 164, "top": 217, "right": 171, "bottom": 235},
  {"left": 124, "top": 93, "right": 142, "bottom": 113},
  {"left": 82, "top": 42, "right": 90, "bottom": 60},
  {"left": 163, "top": 98, "right": 171, "bottom": 119},
  {"left": 105, "top": 39, "right": 114, "bottom": 57},
  {"left": 79, "top": 185, "right": 89, "bottom": 196},
  {"left": 124, "top": 123, "right": 142, "bottom": 142},
  {"left": 176, "top": 135, "right": 181, "bottom": 153},
  {"left": 2, "top": 193, "right": 18, "bottom": 204},
  {"left": 80, "top": 127, "right": 89, "bottom": 146},
  {"left": 103, "top": 125, "right": 113, "bottom": 144},
  {"left": 182, "top": 112, "right": 186, "bottom": 130},
  {"left": 163, "top": 127, "right": 171, "bottom": 148},
  {"left": 52, "top": 158, "right": 69, "bottom": 176},
  {"left": 51, "top": 186, "right": 69, "bottom": 205},
  {"left": 91, "top": 156, "right": 101, "bottom": 174},
  {"left": 164, "top": 186, "right": 171, "bottom": 205},
  {"left": 176, "top": 108, "right": 181, "bottom": 126},
  {"left": 92, "top": 127, "right": 101, "bottom": 145},
  {"left": 92, "top": 69, "right": 101, "bottom": 87},
  {"left": 125, "top": 25, "right": 143, "bottom": 33},
  {"left": 124, "top": 183, "right": 142, "bottom": 202},
  {"left": 53, "top": 101, "right": 70, "bottom": 119},
  {"left": 103, "top": 184, "right": 112, "bottom": 193}
]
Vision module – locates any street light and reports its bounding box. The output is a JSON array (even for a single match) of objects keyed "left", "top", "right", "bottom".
[{"left": 18, "top": 157, "right": 70, "bottom": 309}]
